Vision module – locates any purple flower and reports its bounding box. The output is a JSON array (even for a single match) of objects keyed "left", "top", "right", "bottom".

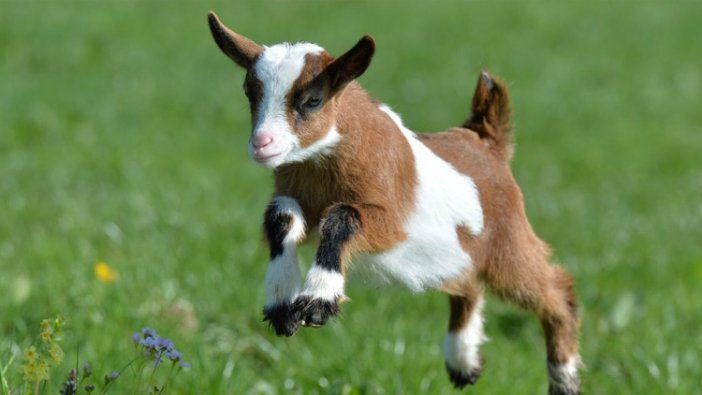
[
  {"left": 142, "top": 336, "right": 160, "bottom": 350},
  {"left": 61, "top": 368, "right": 77, "bottom": 395},
  {"left": 131, "top": 327, "right": 190, "bottom": 369},
  {"left": 82, "top": 362, "right": 92, "bottom": 378},
  {"left": 160, "top": 338, "right": 175, "bottom": 351},
  {"left": 141, "top": 327, "right": 156, "bottom": 338},
  {"left": 104, "top": 371, "right": 119, "bottom": 385},
  {"left": 165, "top": 349, "right": 182, "bottom": 362}
]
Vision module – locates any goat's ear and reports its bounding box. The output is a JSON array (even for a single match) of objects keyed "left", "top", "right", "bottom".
[
  {"left": 326, "top": 35, "right": 375, "bottom": 95},
  {"left": 208, "top": 11, "right": 263, "bottom": 69}
]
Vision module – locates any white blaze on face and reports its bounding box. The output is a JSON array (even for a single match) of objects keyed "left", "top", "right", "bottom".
[{"left": 249, "top": 43, "right": 327, "bottom": 168}]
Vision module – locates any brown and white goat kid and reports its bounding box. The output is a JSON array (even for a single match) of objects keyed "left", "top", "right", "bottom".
[{"left": 208, "top": 11, "right": 581, "bottom": 395}]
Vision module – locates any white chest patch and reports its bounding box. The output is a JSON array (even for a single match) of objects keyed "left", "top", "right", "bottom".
[{"left": 358, "top": 105, "right": 484, "bottom": 292}]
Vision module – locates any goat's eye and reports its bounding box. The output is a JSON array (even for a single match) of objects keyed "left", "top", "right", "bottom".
[{"left": 303, "top": 96, "right": 322, "bottom": 109}]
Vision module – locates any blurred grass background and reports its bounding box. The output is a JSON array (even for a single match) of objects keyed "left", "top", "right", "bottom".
[{"left": 1, "top": 1, "right": 701, "bottom": 394}]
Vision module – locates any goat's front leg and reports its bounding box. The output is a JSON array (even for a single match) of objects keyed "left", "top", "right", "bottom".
[
  {"left": 292, "top": 204, "right": 360, "bottom": 328},
  {"left": 293, "top": 203, "right": 401, "bottom": 328},
  {"left": 262, "top": 196, "right": 306, "bottom": 337}
]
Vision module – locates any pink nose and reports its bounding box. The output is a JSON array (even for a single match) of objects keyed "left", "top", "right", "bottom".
[{"left": 251, "top": 133, "right": 274, "bottom": 150}]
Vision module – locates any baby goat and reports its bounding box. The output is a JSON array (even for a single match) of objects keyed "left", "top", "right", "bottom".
[{"left": 208, "top": 11, "right": 581, "bottom": 395}]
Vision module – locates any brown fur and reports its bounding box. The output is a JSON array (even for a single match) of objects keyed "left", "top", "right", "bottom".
[
  {"left": 420, "top": 128, "right": 580, "bottom": 364},
  {"left": 208, "top": 12, "right": 580, "bottom": 390},
  {"left": 463, "top": 71, "right": 514, "bottom": 160},
  {"left": 207, "top": 12, "right": 262, "bottom": 69},
  {"left": 420, "top": 73, "right": 580, "bottom": 368},
  {"left": 447, "top": 283, "right": 483, "bottom": 332},
  {"left": 286, "top": 52, "right": 337, "bottom": 148},
  {"left": 274, "top": 82, "right": 416, "bottom": 262}
]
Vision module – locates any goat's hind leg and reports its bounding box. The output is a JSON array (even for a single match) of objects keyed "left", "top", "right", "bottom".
[
  {"left": 542, "top": 266, "right": 581, "bottom": 395},
  {"left": 444, "top": 284, "right": 487, "bottom": 389},
  {"left": 262, "top": 196, "right": 306, "bottom": 337},
  {"left": 484, "top": 257, "right": 581, "bottom": 395}
]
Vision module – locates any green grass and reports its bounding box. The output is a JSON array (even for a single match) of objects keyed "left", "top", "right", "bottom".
[{"left": 2, "top": 1, "right": 701, "bottom": 393}]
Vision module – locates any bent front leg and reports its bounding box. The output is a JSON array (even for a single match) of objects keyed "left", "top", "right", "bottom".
[
  {"left": 262, "top": 196, "right": 306, "bottom": 336},
  {"left": 294, "top": 204, "right": 361, "bottom": 328},
  {"left": 293, "top": 202, "right": 404, "bottom": 328}
]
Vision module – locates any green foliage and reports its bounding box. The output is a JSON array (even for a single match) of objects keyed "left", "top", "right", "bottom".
[{"left": 1, "top": 1, "right": 701, "bottom": 393}]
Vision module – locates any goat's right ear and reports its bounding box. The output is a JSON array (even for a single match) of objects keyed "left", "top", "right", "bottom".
[
  {"left": 326, "top": 35, "right": 376, "bottom": 95},
  {"left": 208, "top": 11, "right": 263, "bottom": 69}
]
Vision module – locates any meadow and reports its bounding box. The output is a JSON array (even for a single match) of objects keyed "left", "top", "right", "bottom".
[{"left": 1, "top": 1, "right": 701, "bottom": 394}]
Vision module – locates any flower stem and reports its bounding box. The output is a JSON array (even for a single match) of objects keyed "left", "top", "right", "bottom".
[
  {"left": 101, "top": 357, "right": 137, "bottom": 395},
  {"left": 146, "top": 352, "right": 161, "bottom": 393},
  {"left": 0, "top": 355, "right": 13, "bottom": 395}
]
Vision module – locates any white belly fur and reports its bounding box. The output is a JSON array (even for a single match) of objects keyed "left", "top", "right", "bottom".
[{"left": 359, "top": 106, "right": 484, "bottom": 292}]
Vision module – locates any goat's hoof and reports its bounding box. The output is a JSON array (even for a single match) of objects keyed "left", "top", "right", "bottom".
[
  {"left": 293, "top": 295, "right": 340, "bottom": 327},
  {"left": 446, "top": 363, "right": 483, "bottom": 389},
  {"left": 263, "top": 303, "right": 300, "bottom": 337}
]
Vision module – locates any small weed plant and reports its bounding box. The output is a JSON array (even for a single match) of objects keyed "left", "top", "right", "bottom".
[{"left": 0, "top": 316, "right": 189, "bottom": 395}]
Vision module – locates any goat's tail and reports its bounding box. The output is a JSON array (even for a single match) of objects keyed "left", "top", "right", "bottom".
[{"left": 463, "top": 71, "right": 514, "bottom": 160}]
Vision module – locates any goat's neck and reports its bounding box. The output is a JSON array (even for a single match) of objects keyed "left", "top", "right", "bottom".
[{"left": 335, "top": 82, "right": 404, "bottom": 152}]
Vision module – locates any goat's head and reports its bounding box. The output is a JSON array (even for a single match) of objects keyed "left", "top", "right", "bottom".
[{"left": 208, "top": 11, "right": 375, "bottom": 168}]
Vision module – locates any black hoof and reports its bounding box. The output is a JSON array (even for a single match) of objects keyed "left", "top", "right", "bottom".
[
  {"left": 446, "top": 363, "right": 482, "bottom": 389},
  {"left": 263, "top": 303, "right": 300, "bottom": 337},
  {"left": 293, "top": 295, "right": 340, "bottom": 327}
]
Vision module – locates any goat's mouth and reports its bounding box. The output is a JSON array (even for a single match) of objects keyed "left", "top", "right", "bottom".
[{"left": 251, "top": 149, "right": 288, "bottom": 167}]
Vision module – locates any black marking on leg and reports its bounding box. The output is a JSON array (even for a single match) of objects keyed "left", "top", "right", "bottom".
[
  {"left": 264, "top": 203, "right": 292, "bottom": 259},
  {"left": 316, "top": 204, "right": 360, "bottom": 272},
  {"left": 293, "top": 295, "right": 340, "bottom": 328},
  {"left": 262, "top": 303, "right": 300, "bottom": 337},
  {"left": 446, "top": 363, "right": 483, "bottom": 389}
]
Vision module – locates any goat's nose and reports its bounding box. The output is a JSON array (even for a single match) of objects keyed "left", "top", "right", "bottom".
[{"left": 251, "top": 133, "right": 274, "bottom": 150}]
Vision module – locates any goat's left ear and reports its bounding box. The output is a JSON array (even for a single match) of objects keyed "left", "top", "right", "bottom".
[
  {"left": 208, "top": 11, "right": 263, "bottom": 69},
  {"left": 326, "top": 35, "right": 375, "bottom": 96}
]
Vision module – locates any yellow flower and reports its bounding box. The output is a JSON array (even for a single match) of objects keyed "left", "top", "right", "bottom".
[
  {"left": 48, "top": 343, "right": 64, "bottom": 366},
  {"left": 95, "top": 262, "right": 118, "bottom": 283},
  {"left": 22, "top": 360, "right": 37, "bottom": 381},
  {"left": 33, "top": 360, "right": 49, "bottom": 381},
  {"left": 22, "top": 359, "right": 49, "bottom": 382},
  {"left": 40, "top": 330, "right": 52, "bottom": 343},
  {"left": 40, "top": 320, "right": 51, "bottom": 332},
  {"left": 24, "top": 346, "right": 38, "bottom": 363}
]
